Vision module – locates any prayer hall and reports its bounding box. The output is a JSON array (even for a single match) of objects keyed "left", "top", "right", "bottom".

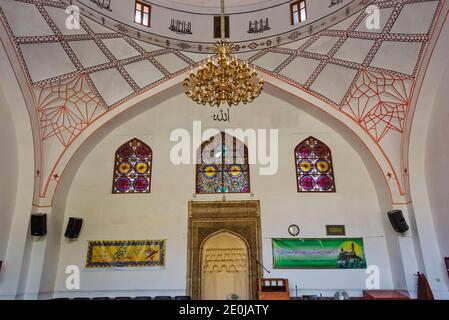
[{"left": 0, "top": 0, "right": 448, "bottom": 302}]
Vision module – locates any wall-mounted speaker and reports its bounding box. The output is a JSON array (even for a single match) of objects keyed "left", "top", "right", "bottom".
[
  {"left": 31, "top": 213, "right": 47, "bottom": 236},
  {"left": 64, "top": 217, "right": 83, "bottom": 239},
  {"left": 387, "top": 210, "right": 409, "bottom": 233}
]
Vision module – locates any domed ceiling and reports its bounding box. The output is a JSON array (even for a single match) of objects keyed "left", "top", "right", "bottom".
[
  {"left": 0, "top": 0, "right": 446, "bottom": 205},
  {"left": 66, "top": 0, "right": 373, "bottom": 52},
  {"left": 152, "top": 0, "right": 285, "bottom": 10}
]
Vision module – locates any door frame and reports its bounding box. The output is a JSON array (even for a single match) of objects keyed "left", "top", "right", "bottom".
[{"left": 187, "top": 200, "right": 262, "bottom": 300}]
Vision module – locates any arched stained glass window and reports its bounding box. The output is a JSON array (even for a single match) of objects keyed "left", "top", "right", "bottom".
[
  {"left": 112, "top": 138, "right": 152, "bottom": 194},
  {"left": 295, "top": 136, "right": 335, "bottom": 192},
  {"left": 196, "top": 132, "right": 250, "bottom": 194}
]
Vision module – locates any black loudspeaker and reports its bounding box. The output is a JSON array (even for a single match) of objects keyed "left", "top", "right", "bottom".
[
  {"left": 64, "top": 218, "right": 83, "bottom": 239},
  {"left": 31, "top": 214, "right": 47, "bottom": 236},
  {"left": 388, "top": 210, "right": 409, "bottom": 233}
]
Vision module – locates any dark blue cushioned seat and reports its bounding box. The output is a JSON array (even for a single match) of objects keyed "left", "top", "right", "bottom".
[{"left": 175, "top": 296, "right": 191, "bottom": 300}]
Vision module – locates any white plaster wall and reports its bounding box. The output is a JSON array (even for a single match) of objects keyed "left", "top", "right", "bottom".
[
  {"left": 53, "top": 92, "right": 393, "bottom": 298},
  {"left": 0, "top": 42, "right": 36, "bottom": 299},
  {"left": 426, "top": 62, "right": 449, "bottom": 257},
  {"left": 0, "top": 83, "right": 18, "bottom": 264},
  {"left": 407, "top": 13, "right": 449, "bottom": 298}
]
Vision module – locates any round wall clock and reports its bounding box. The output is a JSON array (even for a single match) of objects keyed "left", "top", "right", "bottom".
[{"left": 288, "top": 224, "right": 300, "bottom": 236}]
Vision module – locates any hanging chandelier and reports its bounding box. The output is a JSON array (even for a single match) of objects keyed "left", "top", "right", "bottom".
[{"left": 183, "top": 0, "right": 264, "bottom": 107}]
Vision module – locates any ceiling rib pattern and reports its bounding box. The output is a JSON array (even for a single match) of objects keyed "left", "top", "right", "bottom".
[
  {"left": 37, "top": 74, "right": 105, "bottom": 148},
  {"left": 0, "top": 0, "right": 198, "bottom": 107},
  {"left": 344, "top": 70, "right": 410, "bottom": 142},
  {"left": 0, "top": 0, "right": 444, "bottom": 203},
  {"left": 251, "top": 1, "right": 425, "bottom": 143},
  {"left": 249, "top": 0, "right": 443, "bottom": 196}
]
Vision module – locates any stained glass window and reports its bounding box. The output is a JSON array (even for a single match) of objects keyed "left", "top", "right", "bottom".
[
  {"left": 196, "top": 133, "right": 250, "bottom": 194},
  {"left": 113, "top": 138, "right": 152, "bottom": 194},
  {"left": 295, "top": 137, "right": 335, "bottom": 192}
]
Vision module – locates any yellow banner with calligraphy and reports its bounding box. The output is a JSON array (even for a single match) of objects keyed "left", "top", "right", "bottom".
[{"left": 86, "top": 240, "right": 166, "bottom": 268}]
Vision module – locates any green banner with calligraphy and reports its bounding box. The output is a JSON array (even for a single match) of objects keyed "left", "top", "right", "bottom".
[{"left": 272, "top": 238, "right": 367, "bottom": 269}]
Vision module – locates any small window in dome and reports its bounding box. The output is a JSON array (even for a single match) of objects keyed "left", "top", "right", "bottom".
[
  {"left": 290, "top": 0, "right": 307, "bottom": 25},
  {"left": 135, "top": 1, "right": 151, "bottom": 27},
  {"left": 214, "top": 16, "right": 230, "bottom": 39}
]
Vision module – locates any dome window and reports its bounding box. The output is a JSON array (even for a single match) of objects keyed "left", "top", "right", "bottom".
[
  {"left": 290, "top": 0, "right": 307, "bottom": 25},
  {"left": 135, "top": 1, "right": 151, "bottom": 27}
]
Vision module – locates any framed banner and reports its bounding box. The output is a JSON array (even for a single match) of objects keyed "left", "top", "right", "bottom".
[
  {"left": 272, "top": 238, "right": 366, "bottom": 269},
  {"left": 86, "top": 240, "right": 166, "bottom": 268}
]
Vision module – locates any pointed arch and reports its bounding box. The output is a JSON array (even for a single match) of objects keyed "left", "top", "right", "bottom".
[
  {"left": 112, "top": 138, "right": 152, "bottom": 194},
  {"left": 295, "top": 136, "right": 335, "bottom": 192},
  {"left": 196, "top": 132, "right": 250, "bottom": 194},
  {"left": 200, "top": 230, "right": 250, "bottom": 300}
]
